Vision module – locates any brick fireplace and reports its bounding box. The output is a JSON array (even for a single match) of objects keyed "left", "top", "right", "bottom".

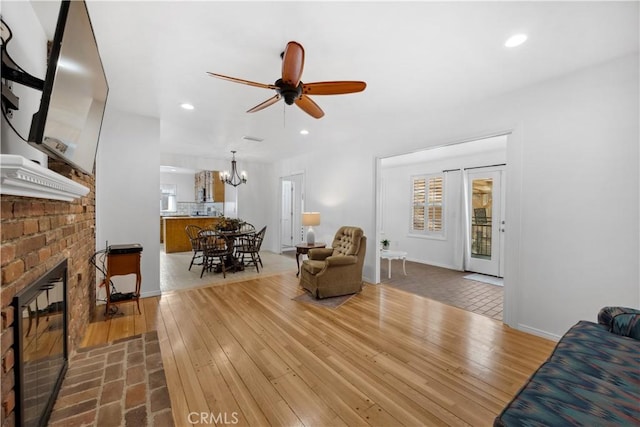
[{"left": 1, "top": 160, "right": 96, "bottom": 427}]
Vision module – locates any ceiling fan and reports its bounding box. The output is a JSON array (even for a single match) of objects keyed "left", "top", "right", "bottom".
[{"left": 207, "top": 41, "right": 366, "bottom": 119}]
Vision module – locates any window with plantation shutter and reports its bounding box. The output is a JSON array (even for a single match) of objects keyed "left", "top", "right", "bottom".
[{"left": 411, "top": 174, "right": 444, "bottom": 236}]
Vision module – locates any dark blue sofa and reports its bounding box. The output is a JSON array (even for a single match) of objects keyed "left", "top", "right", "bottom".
[{"left": 494, "top": 307, "right": 640, "bottom": 426}]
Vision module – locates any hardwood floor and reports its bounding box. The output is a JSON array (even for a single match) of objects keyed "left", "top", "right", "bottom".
[
  {"left": 81, "top": 274, "right": 555, "bottom": 426},
  {"left": 82, "top": 296, "right": 160, "bottom": 347}
]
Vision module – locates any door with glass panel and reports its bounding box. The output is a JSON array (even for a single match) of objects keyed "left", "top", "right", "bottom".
[{"left": 466, "top": 169, "right": 505, "bottom": 277}]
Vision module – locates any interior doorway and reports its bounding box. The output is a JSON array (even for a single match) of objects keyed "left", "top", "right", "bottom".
[
  {"left": 465, "top": 167, "right": 506, "bottom": 277},
  {"left": 375, "top": 133, "right": 509, "bottom": 321},
  {"left": 280, "top": 173, "right": 304, "bottom": 251}
]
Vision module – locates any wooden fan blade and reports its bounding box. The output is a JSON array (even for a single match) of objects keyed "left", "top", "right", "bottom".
[
  {"left": 294, "top": 95, "right": 324, "bottom": 119},
  {"left": 302, "top": 81, "right": 367, "bottom": 95},
  {"left": 207, "top": 72, "right": 278, "bottom": 90},
  {"left": 281, "top": 41, "right": 305, "bottom": 86},
  {"left": 247, "top": 94, "right": 282, "bottom": 113}
]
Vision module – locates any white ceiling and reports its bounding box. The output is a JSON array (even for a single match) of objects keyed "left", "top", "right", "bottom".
[{"left": 46, "top": 1, "right": 639, "bottom": 163}]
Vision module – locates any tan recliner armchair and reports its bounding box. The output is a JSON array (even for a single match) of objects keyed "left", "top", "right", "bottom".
[{"left": 299, "top": 226, "right": 367, "bottom": 299}]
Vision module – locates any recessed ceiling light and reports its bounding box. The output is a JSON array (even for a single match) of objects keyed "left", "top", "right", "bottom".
[
  {"left": 180, "top": 103, "right": 194, "bottom": 110},
  {"left": 505, "top": 34, "right": 528, "bottom": 48},
  {"left": 300, "top": 129, "right": 309, "bottom": 135}
]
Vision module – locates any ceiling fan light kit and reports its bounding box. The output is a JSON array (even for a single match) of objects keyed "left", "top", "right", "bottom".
[{"left": 208, "top": 41, "right": 366, "bottom": 119}]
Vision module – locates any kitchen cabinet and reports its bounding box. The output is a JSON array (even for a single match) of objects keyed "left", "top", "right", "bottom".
[
  {"left": 163, "top": 216, "right": 222, "bottom": 253},
  {"left": 195, "top": 170, "right": 225, "bottom": 202}
]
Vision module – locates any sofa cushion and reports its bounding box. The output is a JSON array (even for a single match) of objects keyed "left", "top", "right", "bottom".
[
  {"left": 598, "top": 306, "right": 640, "bottom": 340},
  {"left": 496, "top": 359, "right": 639, "bottom": 426},
  {"left": 552, "top": 321, "right": 640, "bottom": 393},
  {"left": 611, "top": 313, "right": 640, "bottom": 340},
  {"left": 554, "top": 321, "right": 639, "bottom": 362},
  {"left": 597, "top": 306, "right": 640, "bottom": 329},
  {"left": 494, "top": 321, "right": 640, "bottom": 427}
]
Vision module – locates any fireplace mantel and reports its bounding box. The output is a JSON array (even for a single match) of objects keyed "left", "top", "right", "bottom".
[{"left": 0, "top": 154, "right": 89, "bottom": 201}]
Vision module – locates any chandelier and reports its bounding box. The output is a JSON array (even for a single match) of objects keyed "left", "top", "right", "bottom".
[{"left": 220, "top": 151, "right": 247, "bottom": 187}]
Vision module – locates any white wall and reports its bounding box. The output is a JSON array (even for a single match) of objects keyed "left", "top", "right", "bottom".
[
  {"left": 381, "top": 146, "right": 507, "bottom": 270},
  {"left": 504, "top": 55, "right": 639, "bottom": 338},
  {"left": 275, "top": 53, "right": 639, "bottom": 339},
  {"left": 275, "top": 147, "right": 378, "bottom": 282},
  {"left": 235, "top": 161, "right": 279, "bottom": 246},
  {"left": 96, "top": 109, "right": 161, "bottom": 298}
]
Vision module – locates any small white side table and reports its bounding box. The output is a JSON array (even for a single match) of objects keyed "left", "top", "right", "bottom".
[{"left": 380, "top": 250, "right": 408, "bottom": 279}]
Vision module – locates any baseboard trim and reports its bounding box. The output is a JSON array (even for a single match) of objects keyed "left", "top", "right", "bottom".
[
  {"left": 405, "top": 258, "right": 462, "bottom": 272},
  {"left": 141, "top": 289, "right": 162, "bottom": 298},
  {"left": 517, "top": 324, "right": 562, "bottom": 342},
  {"left": 95, "top": 288, "right": 162, "bottom": 305}
]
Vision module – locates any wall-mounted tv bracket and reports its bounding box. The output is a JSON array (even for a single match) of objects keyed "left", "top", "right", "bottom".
[{"left": 1, "top": 18, "right": 45, "bottom": 113}]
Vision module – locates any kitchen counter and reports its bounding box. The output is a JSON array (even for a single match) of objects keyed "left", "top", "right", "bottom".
[{"left": 162, "top": 216, "right": 222, "bottom": 253}]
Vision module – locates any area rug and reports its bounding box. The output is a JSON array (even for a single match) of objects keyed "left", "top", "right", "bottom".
[
  {"left": 464, "top": 273, "right": 504, "bottom": 287},
  {"left": 292, "top": 291, "right": 356, "bottom": 309},
  {"left": 48, "top": 331, "right": 174, "bottom": 427}
]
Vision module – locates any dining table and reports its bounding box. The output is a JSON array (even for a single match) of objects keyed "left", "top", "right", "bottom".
[{"left": 208, "top": 228, "right": 256, "bottom": 274}]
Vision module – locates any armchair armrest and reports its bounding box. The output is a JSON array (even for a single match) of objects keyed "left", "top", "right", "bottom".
[
  {"left": 308, "top": 248, "right": 334, "bottom": 260},
  {"left": 325, "top": 255, "right": 357, "bottom": 266}
]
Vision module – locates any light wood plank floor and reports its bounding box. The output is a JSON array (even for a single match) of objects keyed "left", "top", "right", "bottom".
[{"left": 82, "top": 274, "right": 555, "bottom": 426}]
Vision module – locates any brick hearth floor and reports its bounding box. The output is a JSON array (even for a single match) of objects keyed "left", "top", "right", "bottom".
[{"left": 48, "top": 331, "right": 173, "bottom": 427}]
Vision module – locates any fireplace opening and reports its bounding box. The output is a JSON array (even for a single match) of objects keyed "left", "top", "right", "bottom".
[{"left": 12, "top": 259, "right": 68, "bottom": 427}]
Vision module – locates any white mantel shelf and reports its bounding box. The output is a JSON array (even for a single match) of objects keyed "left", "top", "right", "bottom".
[{"left": 0, "top": 154, "right": 90, "bottom": 202}]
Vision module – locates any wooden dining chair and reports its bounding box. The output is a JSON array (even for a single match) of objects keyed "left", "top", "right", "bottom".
[
  {"left": 238, "top": 222, "right": 256, "bottom": 233},
  {"left": 234, "top": 222, "right": 255, "bottom": 257},
  {"left": 185, "top": 225, "right": 203, "bottom": 271},
  {"left": 236, "top": 226, "right": 267, "bottom": 273},
  {"left": 199, "top": 229, "right": 233, "bottom": 278}
]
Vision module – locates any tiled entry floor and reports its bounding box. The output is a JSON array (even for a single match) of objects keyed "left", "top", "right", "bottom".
[{"left": 381, "top": 260, "right": 503, "bottom": 321}]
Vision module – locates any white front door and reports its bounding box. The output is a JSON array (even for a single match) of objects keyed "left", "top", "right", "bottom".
[
  {"left": 280, "top": 173, "right": 304, "bottom": 250},
  {"left": 281, "top": 180, "right": 294, "bottom": 249},
  {"left": 466, "top": 168, "right": 505, "bottom": 277}
]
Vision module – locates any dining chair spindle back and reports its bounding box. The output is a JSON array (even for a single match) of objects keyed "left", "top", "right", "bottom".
[
  {"left": 236, "top": 226, "right": 267, "bottom": 273},
  {"left": 185, "top": 225, "right": 203, "bottom": 271},
  {"left": 199, "top": 229, "right": 233, "bottom": 278}
]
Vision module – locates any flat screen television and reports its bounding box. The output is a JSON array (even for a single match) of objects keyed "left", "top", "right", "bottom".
[{"left": 28, "top": 0, "right": 108, "bottom": 176}]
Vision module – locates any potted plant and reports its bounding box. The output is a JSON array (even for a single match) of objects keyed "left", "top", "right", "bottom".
[
  {"left": 216, "top": 217, "right": 242, "bottom": 232},
  {"left": 381, "top": 239, "right": 390, "bottom": 250}
]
